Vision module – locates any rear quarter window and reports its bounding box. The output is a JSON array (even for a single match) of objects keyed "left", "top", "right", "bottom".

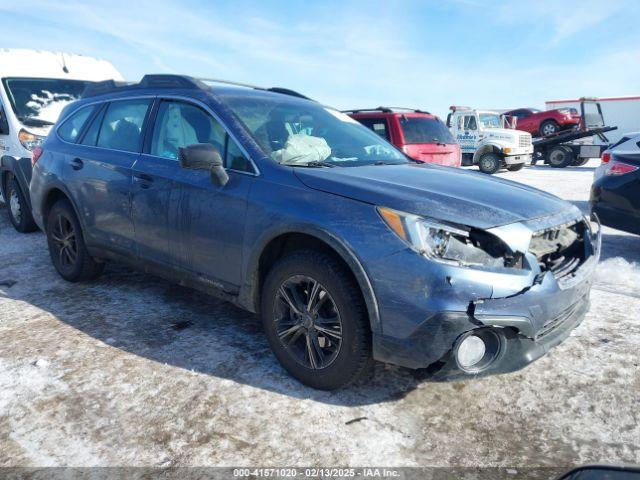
[{"left": 57, "top": 105, "right": 96, "bottom": 143}]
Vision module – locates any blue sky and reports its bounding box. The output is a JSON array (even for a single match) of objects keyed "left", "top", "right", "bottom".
[{"left": 1, "top": 0, "right": 639, "bottom": 117}]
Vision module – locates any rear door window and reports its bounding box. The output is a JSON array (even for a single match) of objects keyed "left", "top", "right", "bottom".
[
  {"left": 97, "top": 99, "right": 151, "bottom": 152},
  {"left": 356, "top": 118, "right": 390, "bottom": 141},
  {"left": 400, "top": 117, "right": 456, "bottom": 144},
  {"left": 57, "top": 105, "right": 96, "bottom": 143}
]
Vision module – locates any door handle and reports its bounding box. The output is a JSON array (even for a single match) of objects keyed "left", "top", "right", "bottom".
[{"left": 70, "top": 158, "right": 84, "bottom": 170}]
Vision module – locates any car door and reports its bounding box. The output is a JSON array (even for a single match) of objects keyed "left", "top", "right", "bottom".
[
  {"left": 515, "top": 109, "right": 533, "bottom": 132},
  {"left": 141, "top": 97, "right": 254, "bottom": 290},
  {"left": 456, "top": 114, "right": 478, "bottom": 154},
  {"left": 64, "top": 98, "right": 152, "bottom": 254}
]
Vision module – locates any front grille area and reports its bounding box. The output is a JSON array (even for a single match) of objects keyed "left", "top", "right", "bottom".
[
  {"left": 529, "top": 220, "right": 587, "bottom": 280},
  {"left": 536, "top": 300, "right": 581, "bottom": 340},
  {"left": 519, "top": 134, "right": 531, "bottom": 147}
]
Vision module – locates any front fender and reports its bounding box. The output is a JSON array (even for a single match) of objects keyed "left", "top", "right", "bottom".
[{"left": 239, "top": 223, "right": 382, "bottom": 333}]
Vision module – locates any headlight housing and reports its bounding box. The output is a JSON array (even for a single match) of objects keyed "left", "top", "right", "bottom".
[
  {"left": 377, "top": 206, "right": 521, "bottom": 269},
  {"left": 19, "top": 129, "right": 45, "bottom": 151}
]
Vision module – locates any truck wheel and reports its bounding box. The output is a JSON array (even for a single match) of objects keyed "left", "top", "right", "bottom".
[
  {"left": 539, "top": 120, "right": 559, "bottom": 137},
  {"left": 5, "top": 175, "right": 38, "bottom": 233},
  {"left": 478, "top": 153, "right": 501, "bottom": 174},
  {"left": 261, "top": 250, "right": 372, "bottom": 390},
  {"left": 506, "top": 163, "right": 525, "bottom": 172},
  {"left": 547, "top": 146, "right": 575, "bottom": 168},
  {"left": 572, "top": 157, "right": 589, "bottom": 167},
  {"left": 46, "top": 199, "right": 104, "bottom": 282}
]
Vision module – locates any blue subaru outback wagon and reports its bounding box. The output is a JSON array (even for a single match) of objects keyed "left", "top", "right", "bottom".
[{"left": 30, "top": 75, "right": 601, "bottom": 389}]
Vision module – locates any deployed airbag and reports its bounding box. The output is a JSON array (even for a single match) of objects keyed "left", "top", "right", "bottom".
[{"left": 272, "top": 133, "right": 331, "bottom": 165}]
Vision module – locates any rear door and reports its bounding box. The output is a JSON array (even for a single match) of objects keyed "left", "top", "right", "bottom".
[
  {"left": 139, "top": 97, "right": 253, "bottom": 289},
  {"left": 455, "top": 114, "right": 478, "bottom": 155},
  {"left": 68, "top": 97, "right": 153, "bottom": 254}
]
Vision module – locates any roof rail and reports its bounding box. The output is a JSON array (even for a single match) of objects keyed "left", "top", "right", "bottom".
[
  {"left": 341, "top": 106, "right": 430, "bottom": 114},
  {"left": 81, "top": 74, "right": 313, "bottom": 101},
  {"left": 81, "top": 79, "right": 134, "bottom": 98}
]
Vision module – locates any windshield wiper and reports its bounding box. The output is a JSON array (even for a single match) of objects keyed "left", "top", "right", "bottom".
[{"left": 299, "top": 161, "right": 337, "bottom": 168}]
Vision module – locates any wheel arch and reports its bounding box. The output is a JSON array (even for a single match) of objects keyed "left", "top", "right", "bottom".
[
  {"left": 0, "top": 155, "right": 18, "bottom": 197},
  {"left": 241, "top": 227, "right": 381, "bottom": 333},
  {"left": 40, "top": 184, "right": 84, "bottom": 231},
  {"left": 472, "top": 143, "right": 503, "bottom": 163}
]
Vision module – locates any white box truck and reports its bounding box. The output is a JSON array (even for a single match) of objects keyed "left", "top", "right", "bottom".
[
  {"left": 0, "top": 49, "right": 122, "bottom": 231},
  {"left": 546, "top": 96, "right": 640, "bottom": 145}
]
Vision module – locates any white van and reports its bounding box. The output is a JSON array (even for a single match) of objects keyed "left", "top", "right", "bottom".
[{"left": 0, "top": 49, "right": 122, "bottom": 230}]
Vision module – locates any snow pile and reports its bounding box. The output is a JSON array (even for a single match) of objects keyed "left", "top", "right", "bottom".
[{"left": 594, "top": 257, "right": 640, "bottom": 296}]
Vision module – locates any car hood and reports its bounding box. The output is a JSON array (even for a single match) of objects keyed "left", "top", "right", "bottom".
[{"left": 294, "top": 164, "right": 578, "bottom": 229}]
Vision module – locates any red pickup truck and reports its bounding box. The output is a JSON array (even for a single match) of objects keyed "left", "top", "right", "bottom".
[
  {"left": 504, "top": 107, "right": 581, "bottom": 137},
  {"left": 346, "top": 108, "right": 461, "bottom": 167}
]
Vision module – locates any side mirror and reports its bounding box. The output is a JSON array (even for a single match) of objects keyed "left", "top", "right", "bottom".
[{"left": 178, "top": 143, "right": 229, "bottom": 187}]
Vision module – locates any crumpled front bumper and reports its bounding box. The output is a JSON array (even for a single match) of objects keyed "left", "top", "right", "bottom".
[{"left": 371, "top": 215, "right": 601, "bottom": 379}]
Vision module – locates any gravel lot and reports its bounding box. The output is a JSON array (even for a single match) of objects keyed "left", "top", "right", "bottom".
[{"left": 0, "top": 159, "right": 638, "bottom": 470}]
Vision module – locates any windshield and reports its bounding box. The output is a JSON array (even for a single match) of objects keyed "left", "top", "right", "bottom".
[
  {"left": 2, "top": 77, "right": 93, "bottom": 126},
  {"left": 222, "top": 94, "right": 408, "bottom": 167},
  {"left": 400, "top": 116, "right": 455, "bottom": 144},
  {"left": 478, "top": 113, "right": 503, "bottom": 129}
]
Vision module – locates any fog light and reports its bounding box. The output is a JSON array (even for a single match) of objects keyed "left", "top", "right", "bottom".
[
  {"left": 454, "top": 329, "right": 502, "bottom": 373},
  {"left": 457, "top": 335, "right": 486, "bottom": 368}
]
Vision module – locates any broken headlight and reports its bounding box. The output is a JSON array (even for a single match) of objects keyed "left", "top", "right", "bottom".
[{"left": 377, "top": 207, "right": 521, "bottom": 268}]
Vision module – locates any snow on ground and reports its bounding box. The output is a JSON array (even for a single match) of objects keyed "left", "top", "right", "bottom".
[{"left": 0, "top": 159, "right": 638, "bottom": 469}]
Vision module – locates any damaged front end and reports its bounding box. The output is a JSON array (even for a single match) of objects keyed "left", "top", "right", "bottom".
[{"left": 371, "top": 209, "right": 601, "bottom": 379}]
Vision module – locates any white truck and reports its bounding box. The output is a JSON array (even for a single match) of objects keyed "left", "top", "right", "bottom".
[
  {"left": 446, "top": 106, "right": 533, "bottom": 174},
  {"left": 0, "top": 49, "right": 122, "bottom": 231}
]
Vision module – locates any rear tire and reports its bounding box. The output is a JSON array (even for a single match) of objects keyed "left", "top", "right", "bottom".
[
  {"left": 547, "top": 145, "right": 575, "bottom": 168},
  {"left": 261, "top": 250, "right": 372, "bottom": 390},
  {"left": 506, "top": 163, "right": 525, "bottom": 172},
  {"left": 539, "top": 120, "right": 559, "bottom": 137},
  {"left": 46, "top": 199, "right": 104, "bottom": 282},
  {"left": 478, "top": 153, "right": 501, "bottom": 174},
  {"left": 572, "top": 157, "right": 589, "bottom": 166},
  {"left": 6, "top": 175, "right": 37, "bottom": 233}
]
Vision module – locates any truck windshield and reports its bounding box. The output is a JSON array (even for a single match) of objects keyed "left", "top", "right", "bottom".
[
  {"left": 2, "top": 77, "right": 93, "bottom": 127},
  {"left": 400, "top": 117, "right": 455, "bottom": 144},
  {"left": 222, "top": 93, "right": 408, "bottom": 167},
  {"left": 478, "top": 113, "right": 503, "bottom": 129}
]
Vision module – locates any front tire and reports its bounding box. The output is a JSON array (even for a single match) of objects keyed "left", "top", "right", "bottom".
[
  {"left": 539, "top": 120, "right": 559, "bottom": 137},
  {"left": 6, "top": 175, "right": 37, "bottom": 233},
  {"left": 46, "top": 199, "right": 104, "bottom": 282},
  {"left": 478, "top": 153, "right": 501, "bottom": 174},
  {"left": 261, "top": 250, "right": 372, "bottom": 390}
]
